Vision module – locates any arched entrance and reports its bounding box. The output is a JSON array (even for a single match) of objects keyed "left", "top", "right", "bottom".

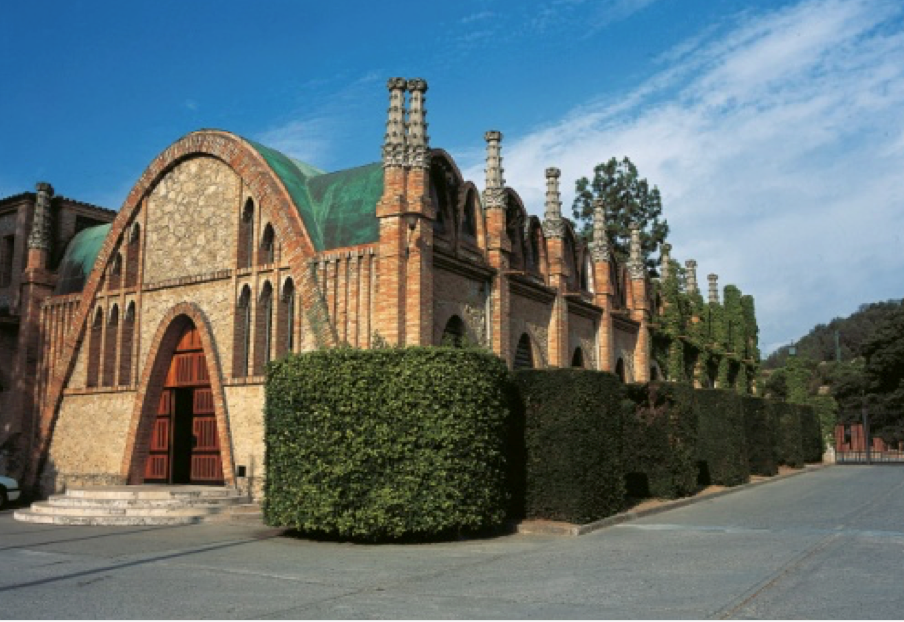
[{"left": 143, "top": 323, "right": 224, "bottom": 484}]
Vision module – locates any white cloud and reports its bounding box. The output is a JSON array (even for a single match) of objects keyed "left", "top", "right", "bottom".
[
  {"left": 463, "top": 0, "right": 904, "bottom": 354},
  {"left": 256, "top": 117, "right": 335, "bottom": 168}
]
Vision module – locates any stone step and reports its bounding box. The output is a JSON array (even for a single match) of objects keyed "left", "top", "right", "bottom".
[
  {"left": 45, "top": 494, "right": 249, "bottom": 509},
  {"left": 28, "top": 501, "right": 224, "bottom": 517},
  {"left": 12, "top": 509, "right": 199, "bottom": 526},
  {"left": 13, "top": 485, "right": 252, "bottom": 527}
]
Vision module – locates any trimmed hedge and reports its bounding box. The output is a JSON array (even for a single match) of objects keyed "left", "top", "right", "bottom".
[
  {"left": 623, "top": 382, "right": 698, "bottom": 499},
  {"left": 513, "top": 369, "right": 626, "bottom": 524},
  {"left": 695, "top": 389, "right": 750, "bottom": 486},
  {"left": 772, "top": 401, "right": 804, "bottom": 468},
  {"left": 263, "top": 347, "right": 512, "bottom": 541},
  {"left": 798, "top": 404, "right": 824, "bottom": 463},
  {"left": 742, "top": 396, "right": 777, "bottom": 476}
]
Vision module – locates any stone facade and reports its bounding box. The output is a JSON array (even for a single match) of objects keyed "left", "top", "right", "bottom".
[{"left": 3, "top": 78, "right": 760, "bottom": 499}]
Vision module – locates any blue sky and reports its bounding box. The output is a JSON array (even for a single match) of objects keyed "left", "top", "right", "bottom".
[{"left": 2, "top": 0, "right": 902, "bottom": 355}]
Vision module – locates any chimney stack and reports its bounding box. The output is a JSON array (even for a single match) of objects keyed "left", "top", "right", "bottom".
[
  {"left": 708, "top": 273, "right": 719, "bottom": 304},
  {"left": 685, "top": 259, "right": 698, "bottom": 295},
  {"left": 406, "top": 78, "right": 429, "bottom": 168},
  {"left": 381, "top": 78, "right": 407, "bottom": 167},
  {"left": 542, "top": 167, "right": 564, "bottom": 238},
  {"left": 483, "top": 130, "right": 505, "bottom": 210},
  {"left": 590, "top": 198, "right": 610, "bottom": 262}
]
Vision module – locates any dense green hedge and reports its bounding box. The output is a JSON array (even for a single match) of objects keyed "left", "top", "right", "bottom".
[
  {"left": 513, "top": 369, "right": 626, "bottom": 524},
  {"left": 772, "top": 402, "right": 804, "bottom": 468},
  {"left": 742, "top": 396, "right": 777, "bottom": 476},
  {"left": 798, "top": 404, "right": 824, "bottom": 463},
  {"left": 263, "top": 347, "right": 512, "bottom": 541},
  {"left": 695, "top": 389, "right": 750, "bottom": 486},
  {"left": 623, "top": 382, "right": 698, "bottom": 499}
]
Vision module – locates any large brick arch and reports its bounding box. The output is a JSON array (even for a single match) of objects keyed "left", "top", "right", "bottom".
[
  {"left": 27, "top": 130, "right": 337, "bottom": 488},
  {"left": 120, "top": 303, "right": 235, "bottom": 484}
]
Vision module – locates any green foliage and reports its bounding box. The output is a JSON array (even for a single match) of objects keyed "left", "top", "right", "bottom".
[
  {"left": 764, "top": 298, "right": 904, "bottom": 369},
  {"left": 742, "top": 396, "right": 777, "bottom": 476},
  {"left": 623, "top": 382, "right": 699, "bottom": 499},
  {"left": 263, "top": 347, "right": 512, "bottom": 541},
  {"left": 513, "top": 369, "right": 626, "bottom": 524},
  {"left": 798, "top": 404, "right": 824, "bottom": 462},
  {"left": 809, "top": 394, "right": 838, "bottom": 447},
  {"left": 571, "top": 156, "right": 669, "bottom": 272},
  {"left": 771, "top": 401, "right": 804, "bottom": 468},
  {"left": 695, "top": 389, "right": 750, "bottom": 486}
]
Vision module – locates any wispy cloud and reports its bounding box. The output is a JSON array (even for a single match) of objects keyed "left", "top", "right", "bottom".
[
  {"left": 256, "top": 117, "right": 335, "bottom": 168},
  {"left": 463, "top": 0, "right": 904, "bottom": 353}
]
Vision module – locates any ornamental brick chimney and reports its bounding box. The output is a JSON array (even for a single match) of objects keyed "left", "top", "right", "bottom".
[
  {"left": 708, "top": 273, "right": 719, "bottom": 304},
  {"left": 483, "top": 130, "right": 510, "bottom": 360},
  {"left": 27, "top": 182, "right": 53, "bottom": 270},
  {"left": 685, "top": 259, "right": 698, "bottom": 295}
]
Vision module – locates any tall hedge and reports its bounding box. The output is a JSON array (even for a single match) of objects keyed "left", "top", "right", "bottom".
[
  {"left": 798, "top": 404, "right": 824, "bottom": 463},
  {"left": 513, "top": 369, "right": 626, "bottom": 524},
  {"left": 623, "top": 382, "right": 698, "bottom": 499},
  {"left": 771, "top": 401, "right": 803, "bottom": 468},
  {"left": 695, "top": 389, "right": 749, "bottom": 486},
  {"left": 742, "top": 396, "right": 777, "bottom": 476},
  {"left": 263, "top": 347, "right": 512, "bottom": 541}
]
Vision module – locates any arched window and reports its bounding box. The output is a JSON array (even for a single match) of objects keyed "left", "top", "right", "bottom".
[
  {"left": 119, "top": 302, "right": 135, "bottom": 386},
  {"left": 254, "top": 281, "right": 273, "bottom": 375},
  {"left": 102, "top": 304, "right": 119, "bottom": 386},
  {"left": 514, "top": 333, "right": 534, "bottom": 370},
  {"left": 650, "top": 365, "right": 660, "bottom": 381},
  {"left": 276, "top": 278, "right": 295, "bottom": 358},
  {"left": 442, "top": 315, "right": 467, "bottom": 347},
  {"left": 571, "top": 347, "right": 585, "bottom": 368},
  {"left": 108, "top": 253, "right": 122, "bottom": 291},
  {"left": 125, "top": 223, "right": 140, "bottom": 288},
  {"left": 462, "top": 192, "right": 477, "bottom": 238},
  {"left": 615, "top": 358, "right": 626, "bottom": 382},
  {"left": 233, "top": 285, "right": 252, "bottom": 377},
  {"left": 86, "top": 307, "right": 104, "bottom": 387},
  {"left": 259, "top": 224, "right": 275, "bottom": 266},
  {"left": 238, "top": 198, "right": 254, "bottom": 269}
]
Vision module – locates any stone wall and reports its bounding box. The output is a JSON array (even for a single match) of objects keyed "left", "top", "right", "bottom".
[
  {"left": 509, "top": 292, "right": 553, "bottom": 368},
  {"left": 433, "top": 267, "right": 488, "bottom": 346},
  {"left": 42, "top": 390, "right": 135, "bottom": 492},
  {"left": 223, "top": 383, "right": 265, "bottom": 498},
  {"left": 144, "top": 156, "right": 239, "bottom": 283},
  {"left": 568, "top": 311, "right": 598, "bottom": 369}
]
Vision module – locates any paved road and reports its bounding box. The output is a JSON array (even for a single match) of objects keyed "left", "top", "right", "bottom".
[{"left": 2, "top": 466, "right": 903, "bottom": 619}]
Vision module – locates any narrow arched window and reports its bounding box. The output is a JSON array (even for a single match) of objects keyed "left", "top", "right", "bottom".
[
  {"left": 125, "top": 223, "right": 140, "bottom": 288},
  {"left": 571, "top": 347, "right": 585, "bottom": 368},
  {"left": 102, "top": 304, "right": 119, "bottom": 386},
  {"left": 615, "top": 358, "right": 626, "bottom": 382},
  {"left": 119, "top": 302, "right": 135, "bottom": 386},
  {"left": 108, "top": 253, "right": 123, "bottom": 291},
  {"left": 514, "top": 333, "right": 534, "bottom": 370},
  {"left": 442, "top": 315, "right": 467, "bottom": 347},
  {"left": 462, "top": 192, "right": 477, "bottom": 238},
  {"left": 276, "top": 278, "right": 295, "bottom": 358},
  {"left": 86, "top": 307, "right": 104, "bottom": 387},
  {"left": 238, "top": 199, "right": 254, "bottom": 269},
  {"left": 259, "top": 224, "right": 275, "bottom": 266},
  {"left": 233, "top": 285, "right": 252, "bottom": 377},
  {"left": 254, "top": 281, "right": 273, "bottom": 375}
]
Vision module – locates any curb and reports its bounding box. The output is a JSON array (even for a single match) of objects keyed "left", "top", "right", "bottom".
[{"left": 516, "top": 463, "right": 830, "bottom": 537}]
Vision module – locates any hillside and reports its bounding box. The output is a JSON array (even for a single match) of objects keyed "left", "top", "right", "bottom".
[{"left": 764, "top": 299, "right": 904, "bottom": 369}]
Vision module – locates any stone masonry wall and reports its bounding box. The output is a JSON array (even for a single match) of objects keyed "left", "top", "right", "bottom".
[
  {"left": 144, "top": 156, "right": 239, "bottom": 283},
  {"left": 43, "top": 391, "right": 134, "bottom": 492},
  {"left": 509, "top": 292, "right": 553, "bottom": 368},
  {"left": 433, "top": 267, "right": 488, "bottom": 346},
  {"left": 568, "top": 311, "right": 597, "bottom": 369},
  {"left": 223, "top": 383, "right": 265, "bottom": 498}
]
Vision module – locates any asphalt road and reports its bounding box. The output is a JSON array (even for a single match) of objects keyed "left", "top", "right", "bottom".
[{"left": 2, "top": 466, "right": 903, "bottom": 619}]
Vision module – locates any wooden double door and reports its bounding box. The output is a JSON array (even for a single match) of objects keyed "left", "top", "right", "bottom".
[{"left": 144, "top": 326, "right": 224, "bottom": 484}]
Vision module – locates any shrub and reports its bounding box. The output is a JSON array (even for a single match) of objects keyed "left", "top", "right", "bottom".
[
  {"left": 798, "top": 404, "right": 824, "bottom": 463},
  {"left": 263, "top": 347, "right": 512, "bottom": 541},
  {"left": 513, "top": 369, "right": 626, "bottom": 524},
  {"left": 771, "top": 401, "right": 804, "bottom": 468},
  {"left": 742, "top": 396, "right": 777, "bottom": 476},
  {"left": 623, "top": 382, "right": 698, "bottom": 499},
  {"left": 695, "top": 389, "right": 750, "bottom": 486}
]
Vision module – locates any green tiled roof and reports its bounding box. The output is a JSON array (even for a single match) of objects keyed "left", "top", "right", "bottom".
[
  {"left": 247, "top": 140, "right": 382, "bottom": 251},
  {"left": 55, "top": 223, "right": 111, "bottom": 295}
]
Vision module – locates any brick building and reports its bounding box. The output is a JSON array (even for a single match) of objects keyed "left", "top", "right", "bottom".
[{"left": 2, "top": 78, "right": 758, "bottom": 499}]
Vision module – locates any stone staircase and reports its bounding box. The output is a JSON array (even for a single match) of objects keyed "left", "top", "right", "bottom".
[{"left": 13, "top": 485, "right": 260, "bottom": 526}]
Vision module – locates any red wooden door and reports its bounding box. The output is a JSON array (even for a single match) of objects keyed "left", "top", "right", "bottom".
[{"left": 143, "top": 325, "right": 223, "bottom": 484}]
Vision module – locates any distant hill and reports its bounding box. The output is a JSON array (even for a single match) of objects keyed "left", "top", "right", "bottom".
[{"left": 764, "top": 299, "right": 904, "bottom": 369}]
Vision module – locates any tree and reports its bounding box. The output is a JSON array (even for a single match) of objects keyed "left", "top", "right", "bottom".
[{"left": 572, "top": 157, "right": 669, "bottom": 272}]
